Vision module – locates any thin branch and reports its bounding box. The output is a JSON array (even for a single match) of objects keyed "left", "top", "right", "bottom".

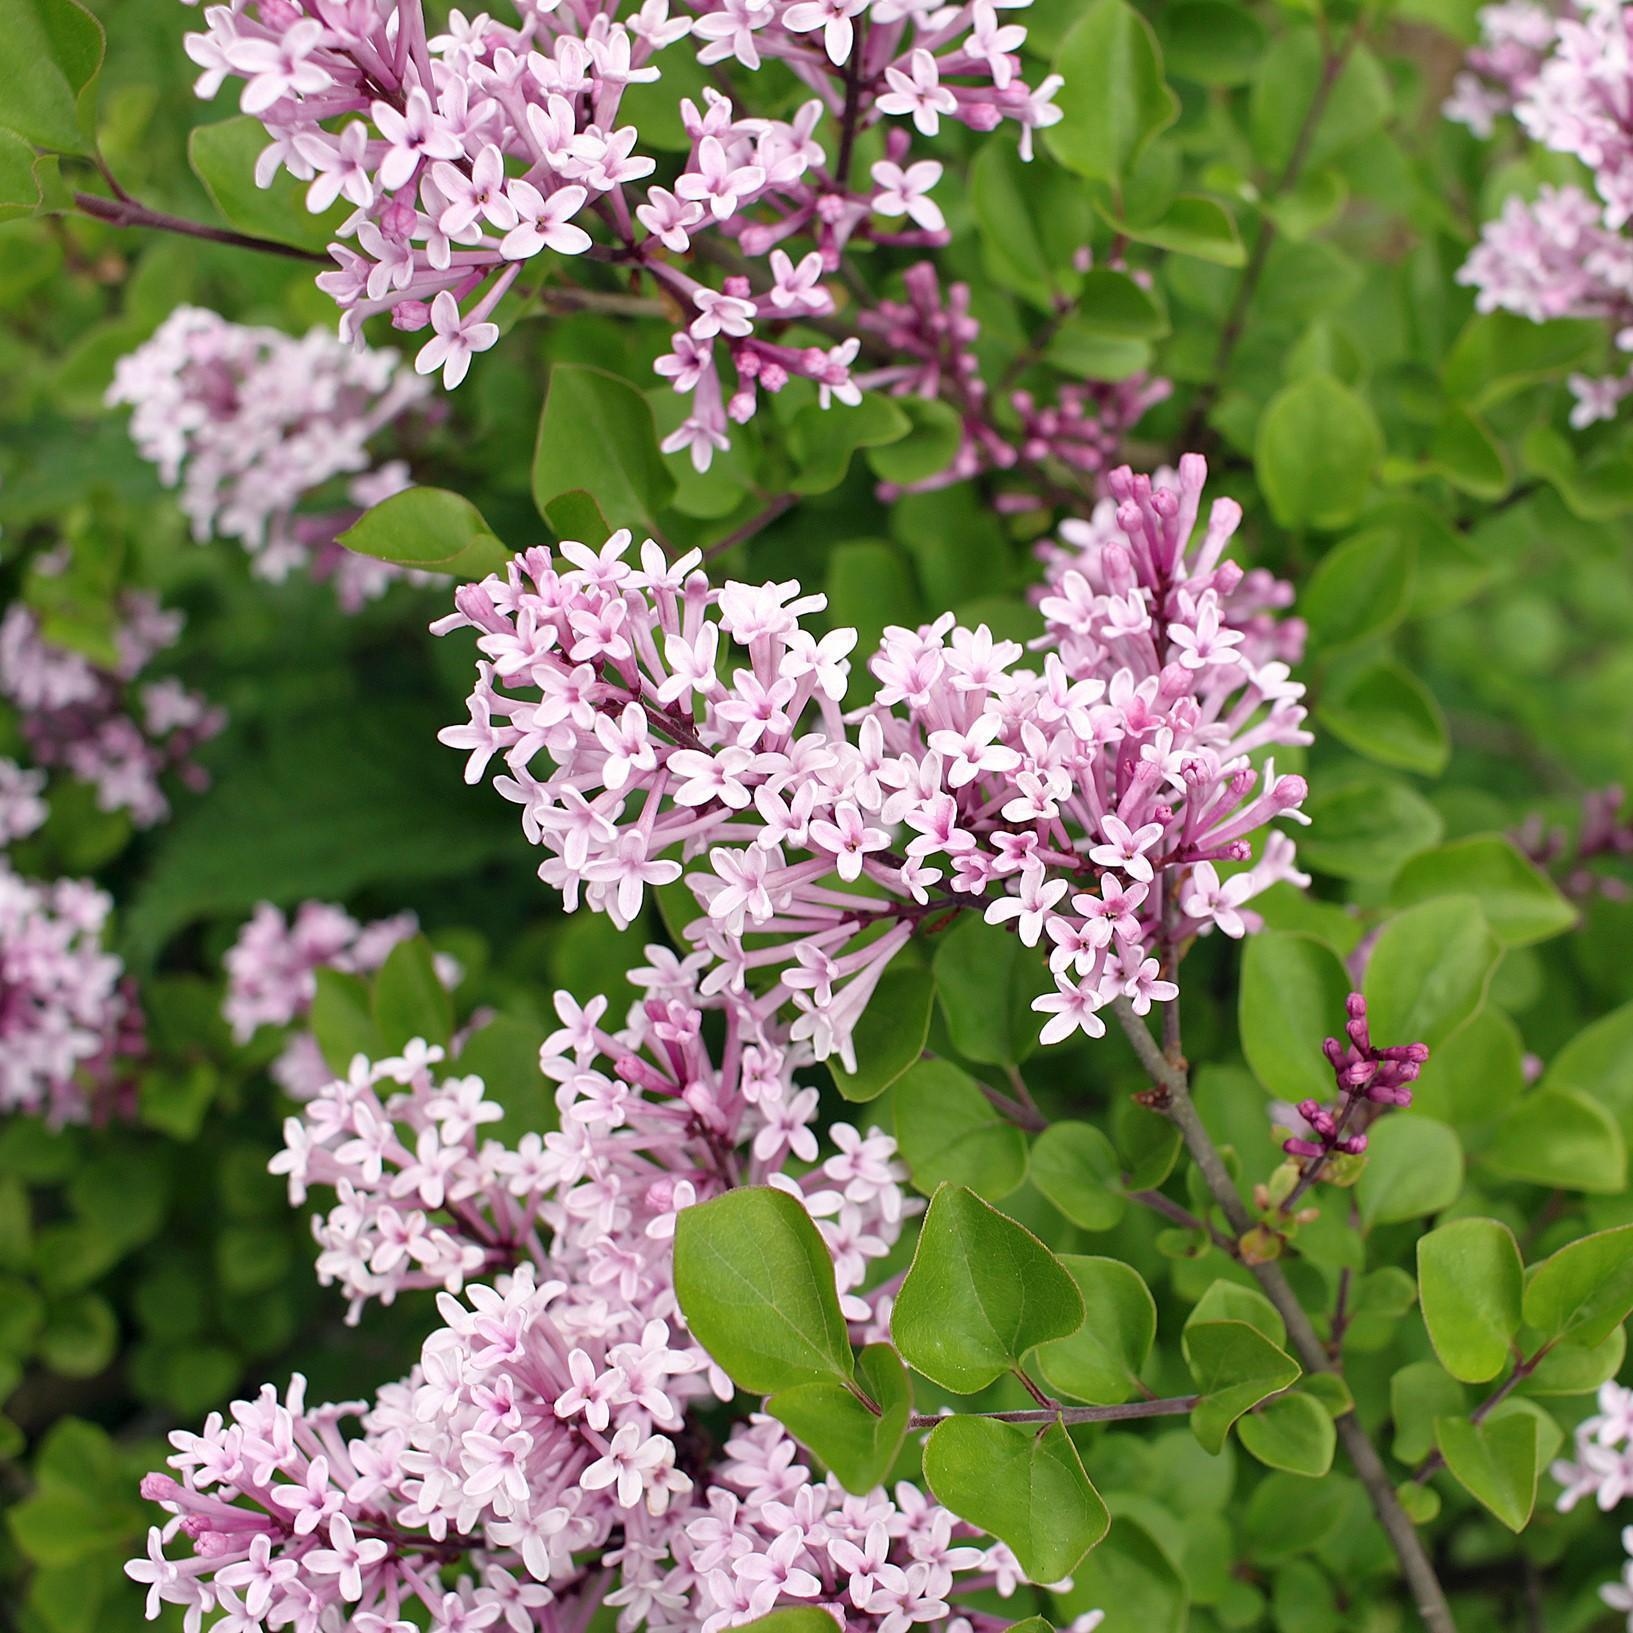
[
  {"left": 73, "top": 191, "right": 330, "bottom": 263},
  {"left": 1112, "top": 996, "right": 1458, "bottom": 1633},
  {"left": 908, "top": 1396, "right": 1198, "bottom": 1429},
  {"left": 1129, "top": 1187, "right": 1237, "bottom": 1255},
  {"left": 1412, "top": 1342, "right": 1555, "bottom": 1484},
  {"left": 702, "top": 492, "right": 797, "bottom": 562}
]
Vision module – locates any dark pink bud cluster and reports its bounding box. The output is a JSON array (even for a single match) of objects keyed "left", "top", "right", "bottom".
[{"left": 1282, "top": 993, "right": 1429, "bottom": 1163}]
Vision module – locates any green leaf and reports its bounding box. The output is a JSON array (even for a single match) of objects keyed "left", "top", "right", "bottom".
[
  {"left": 1249, "top": 33, "right": 1391, "bottom": 173},
  {"left": 1525, "top": 1326, "right": 1626, "bottom": 1397},
  {"left": 1098, "top": 194, "right": 1246, "bottom": 266},
  {"left": 1239, "top": 930, "right": 1352, "bottom": 1101},
  {"left": 769, "top": 1342, "right": 911, "bottom": 1494},
  {"left": 123, "top": 706, "right": 518, "bottom": 963},
  {"left": 1416, "top": 1219, "right": 1523, "bottom": 1383},
  {"left": 533, "top": 363, "right": 674, "bottom": 529},
  {"left": 338, "top": 486, "right": 511, "bottom": 579},
  {"left": 892, "top": 1184, "right": 1084, "bottom": 1393},
  {"left": 867, "top": 398, "right": 964, "bottom": 486},
  {"left": 1297, "top": 776, "right": 1443, "bottom": 881},
  {"left": 932, "top": 915, "right": 1040, "bottom": 1066},
  {"left": 371, "top": 935, "right": 453, "bottom": 1052},
  {"left": 826, "top": 961, "right": 934, "bottom": 1103},
  {"left": 1302, "top": 529, "right": 1415, "bottom": 653},
  {"left": 1433, "top": 1414, "right": 1537, "bottom": 1532},
  {"left": 1070, "top": 268, "right": 1171, "bottom": 340},
  {"left": 788, "top": 393, "right": 911, "bottom": 495},
  {"left": 1487, "top": 1088, "right": 1627, "bottom": 1194},
  {"left": 1423, "top": 407, "right": 1511, "bottom": 500},
  {"left": 1355, "top": 1117, "right": 1463, "bottom": 1226},
  {"left": 310, "top": 968, "right": 382, "bottom": 1075},
  {"left": 1045, "top": 0, "right": 1178, "bottom": 183},
  {"left": 1029, "top": 1122, "right": 1127, "bottom": 1231},
  {"left": 1161, "top": 0, "right": 1267, "bottom": 85},
  {"left": 1189, "top": 1279, "right": 1288, "bottom": 1345},
  {"left": 1238, "top": 1392, "right": 1336, "bottom": 1477},
  {"left": 0, "top": 0, "right": 103, "bottom": 155},
  {"left": 1389, "top": 836, "right": 1576, "bottom": 948},
  {"left": 35, "top": 1292, "right": 116, "bottom": 1378},
  {"left": 673, "top": 1187, "right": 853, "bottom": 1393},
  {"left": 1255, "top": 375, "right": 1382, "bottom": 531},
  {"left": 1033, "top": 1255, "right": 1157, "bottom": 1404},
  {"left": 825, "top": 541, "right": 920, "bottom": 680},
  {"left": 1363, "top": 897, "right": 1499, "bottom": 1048},
  {"left": 1522, "top": 1225, "right": 1633, "bottom": 1349},
  {"left": 0, "top": 127, "right": 42, "bottom": 221},
  {"left": 1541, "top": 1000, "right": 1633, "bottom": 1134},
  {"left": 1442, "top": 313, "right": 1602, "bottom": 409},
  {"left": 1390, "top": 1361, "right": 1467, "bottom": 1463},
  {"left": 1062, "top": 1510, "right": 1187, "bottom": 1631},
  {"left": 968, "top": 140, "right": 1095, "bottom": 311},
  {"left": 1184, "top": 1321, "right": 1302, "bottom": 1454},
  {"left": 922, "top": 1416, "right": 1109, "bottom": 1582},
  {"left": 188, "top": 116, "right": 340, "bottom": 251},
  {"left": 6, "top": 1488, "right": 128, "bottom": 1566},
  {"left": 893, "top": 1060, "right": 1028, "bottom": 1200},
  {"left": 454, "top": 1014, "right": 557, "bottom": 1148}
]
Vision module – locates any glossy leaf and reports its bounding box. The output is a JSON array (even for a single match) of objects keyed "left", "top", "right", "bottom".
[
  {"left": 892, "top": 1184, "right": 1084, "bottom": 1393},
  {"left": 893, "top": 1059, "right": 1028, "bottom": 1200},
  {"left": 1363, "top": 897, "right": 1499, "bottom": 1050},
  {"left": 826, "top": 962, "right": 935, "bottom": 1103},
  {"left": 1296, "top": 776, "right": 1443, "bottom": 881},
  {"left": 188, "top": 116, "right": 340, "bottom": 252},
  {"left": 1389, "top": 836, "right": 1576, "bottom": 948},
  {"left": 1302, "top": 529, "right": 1415, "bottom": 652},
  {"left": 673, "top": 1187, "right": 853, "bottom": 1393},
  {"left": 1355, "top": 1117, "right": 1463, "bottom": 1226},
  {"left": 1434, "top": 1414, "right": 1537, "bottom": 1532},
  {"left": 922, "top": 1415, "right": 1109, "bottom": 1582},
  {"left": 932, "top": 915, "right": 1040, "bottom": 1066},
  {"left": 1256, "top": 374, "right": 1382, "bottom": 531},
  {"left": 1029, "top": 1121, "right": 1126, "bottom": 1231},
  {"left": 1317, "top": 660, "right": 1449, "bottom": 777},
  {"left": 1045, "top": 0, "right": 1178, "bottom": 184},
  {"left": 1487, "top": 1089, "right": 1627, "bottom": 1195},
  {"left": 769, "top": 1343, "right": 911, "bottom": 1494},
  {"left": 1416, "top": 1219, "right": 1523, "bottom": 1383},
  {"left": 1238, "top": 1392, "right": 1336, "bottom": 1477},
  {"left": 371, "top": 936, "right": 453, "bottom": 1052},
  {"left": 1033, "top": 1255, "right": 1157, "bottom": 1404},
  {"left": 1239, "top": 930, "right": 1352, "bottom": 1101},
  {"left": 0, "top": 0, "right": 103, "bottom": 154},
  {"left": 1184, "top": 1321, "right": 1301, "bottom": 1454},
  {"left": 1522, "top": 1226, "right": 1633, "bottom": 1349},
  {"left": 339, "top": 486, "right": 511, "bottom": 579},
  {"left": 533, "top": 363, "right": 674, "bottom": 529}
]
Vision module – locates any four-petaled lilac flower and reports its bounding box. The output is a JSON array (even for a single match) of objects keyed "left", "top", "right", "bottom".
[{"left": 415, "top": 290, "right": 502, "bottom": 389}]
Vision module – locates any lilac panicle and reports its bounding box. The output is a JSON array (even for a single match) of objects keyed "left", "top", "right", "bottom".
[{"left": 434, "top": 455, "right": 1311, "bottom": 1068}]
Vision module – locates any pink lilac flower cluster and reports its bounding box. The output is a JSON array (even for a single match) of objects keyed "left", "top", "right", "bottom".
[
  {"left": 130, "top": 954, "right": 1087, "bottom": 1632},
  {"left": 223, "top": 900, "right": 457, "bottom": 1097},
  {"left": 1551, "top": 1379, "right": 1633, "bottom": 1627},
  {"left": 1515, "top": 785, "right": 1633, "bottom": 901},
  {"left": 109, "top": 306, "right": 431, "bottom": 609},
  {"left": 1449, "top": 2, "right": 1633, "bottom": 427},
  {"left": 1443, "top": 0, "right": 1564, "bottom": 138},
  {"left": 175, "top": 0, "right": 1061, "bottom": 467},
  {"left": 0, "top": 836, "right": 144, "bottom": 1126},
  {"left": 435, "top": 455, "right": 1309, "bottom": 1069},
  {"left": 858, "top": 259, "right": 1173, "bottom": 499},
  {"left": 0, "top": 757, "right": 48, "bottom": 847},
  {"left": 0, "top": 590, "right": 223, "bottom": 829}
]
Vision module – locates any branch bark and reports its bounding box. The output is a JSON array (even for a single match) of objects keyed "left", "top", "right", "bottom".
[{"left": 1111, "top": 997, "right": 1458, "bottom": 1633}]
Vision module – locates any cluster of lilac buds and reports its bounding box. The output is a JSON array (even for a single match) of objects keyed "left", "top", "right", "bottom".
[
  {"left": 0, "top": 828, "right": 144, "bottom": 1126},
  {"left": 176, "top": 0, "right": 1062, "bottom": 467},
  {"left": 129, "top": 950, "right": 1071, "bottom": 1633},
  {"left": 108, "top": 306, "right": 430, "bottom": 608},
  {"left": 1449, "top": 2, "right": 1633, "bottom": 427},
  {"left": 436, "top": 455, "right": 1310, "bottom": 1070},
  {"left": 1515, "top": 785, "right": 1633, "bottom": 902},
  {"left": 0, "top": 590, "right": 223, "bottom": 829},
  {"left": 1280, "top": 993, "right": 1429, "bottom": 1167},
  {"left": 223, "top": 900, "right": 457, "bottom": 1097},
  {"left": 858, "top": 260, "right": 1173, "bottom": 499}
]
